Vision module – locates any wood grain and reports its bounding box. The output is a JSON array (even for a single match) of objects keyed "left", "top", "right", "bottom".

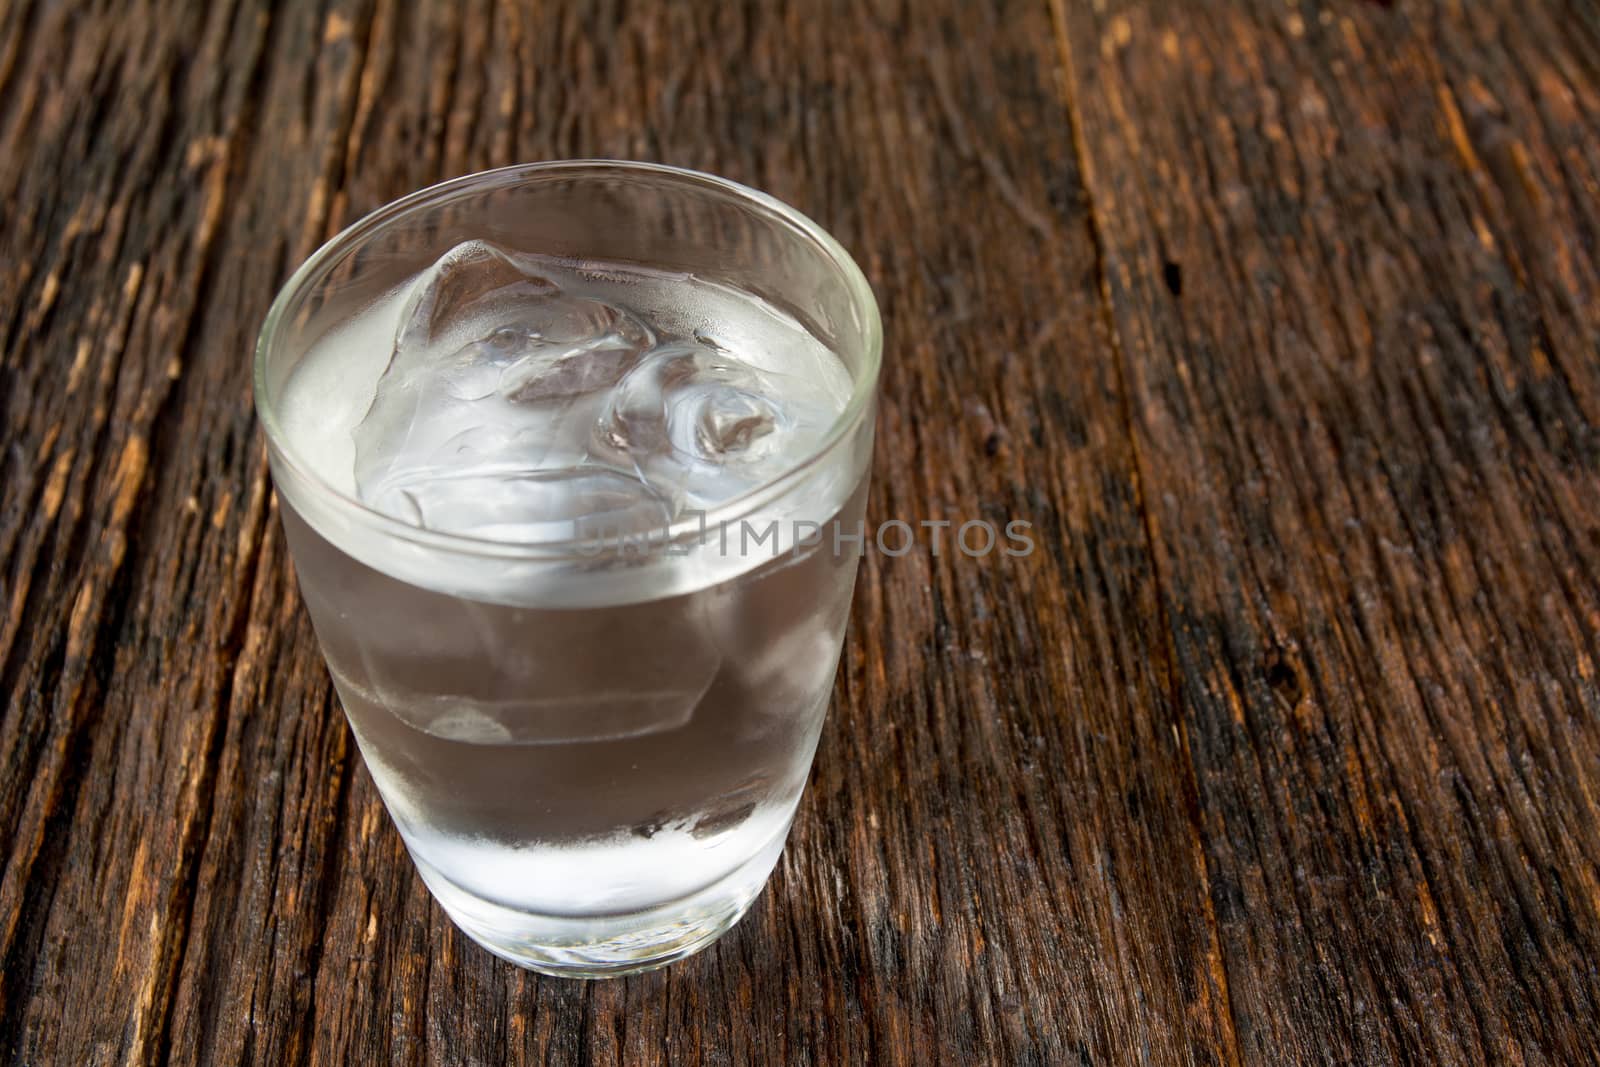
[
  {"left": 0, "top": 0, "right": 1595, "bottom": 1063},
  {"left": 1053, "top": 1, "right": 1600, "bottom": 1062}
]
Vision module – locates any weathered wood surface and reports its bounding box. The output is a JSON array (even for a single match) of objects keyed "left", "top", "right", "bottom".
[{"left": 1, "top": 0, "right": 1596, "bottom": 1063}]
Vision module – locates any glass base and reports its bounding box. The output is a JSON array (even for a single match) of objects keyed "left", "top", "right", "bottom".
[{"left": 409, "top": 828, "right": 788, "bottom": 978}]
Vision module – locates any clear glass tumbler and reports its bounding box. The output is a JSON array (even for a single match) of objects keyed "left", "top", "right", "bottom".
[{"left": 254, "top": 162, "right": 881, "bottom": 977}]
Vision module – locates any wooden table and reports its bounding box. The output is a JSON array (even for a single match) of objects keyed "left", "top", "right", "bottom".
[{"left": 4, "top": 1, "right": 1598, "bottom": 1062}]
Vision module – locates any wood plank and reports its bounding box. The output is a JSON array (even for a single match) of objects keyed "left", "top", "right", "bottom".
[
  {"left": 1, "top": 0, "right": 1240, "bottom": 1063},
  {"left": 1052, "top": 0, "right": 1600, "bottom": 1061}
]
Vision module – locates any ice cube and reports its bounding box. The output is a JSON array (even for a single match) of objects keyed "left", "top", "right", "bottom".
[
  {"left": 420, "top": 692, "right": 708, "bottom": 746},
  {"left": 498, "top": 342, "right": 641, "bottom": 404},
  {"left": 426, "top": 704, "right": 516, "bottom": 744},
  {"left": 694, "top": 390, "right": 778, "bottom": 456},
  {"left": 595, "top": 338, "right": 839, "bottom": 505},
  {"left": 352, "top": 240, "right": 658, "bottom": 538},
  {"left": 395, "top": 240, "right": 561, "bottom": 353},
  {"left": 383, "top": 464, "right": 674, "bottom": 542}
]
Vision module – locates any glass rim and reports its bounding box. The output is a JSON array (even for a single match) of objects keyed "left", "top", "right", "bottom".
[{"left": 253, "top": 160, "right": 882, "bottom": 560}]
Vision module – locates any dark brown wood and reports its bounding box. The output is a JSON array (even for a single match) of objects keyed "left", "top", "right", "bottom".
[
  {"left": 0, "top": 0, "right": 1594, "bottom": 1063},
  {"left": 1053, "top": 1, "right": 1600, "bottom": 1063}
]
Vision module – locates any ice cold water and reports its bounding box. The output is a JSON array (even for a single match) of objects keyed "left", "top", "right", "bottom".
[
  {"left": 282, "top": 239, "right": 852, "bottom": 542},
  {"left": 275, "top": 241, "right": 866, "bottom": 956}
]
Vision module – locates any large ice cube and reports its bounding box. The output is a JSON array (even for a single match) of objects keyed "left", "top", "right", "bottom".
[
  {"left": 352, "top": 240, "right": 661, "bottom": 538},
  {"left": 352, "top": 594, "right": 721, "bottom": 746}
]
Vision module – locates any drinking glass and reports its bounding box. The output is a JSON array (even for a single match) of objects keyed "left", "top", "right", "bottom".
[{"left": 254, "top": 162, "right": 881, "bottom": 976}]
